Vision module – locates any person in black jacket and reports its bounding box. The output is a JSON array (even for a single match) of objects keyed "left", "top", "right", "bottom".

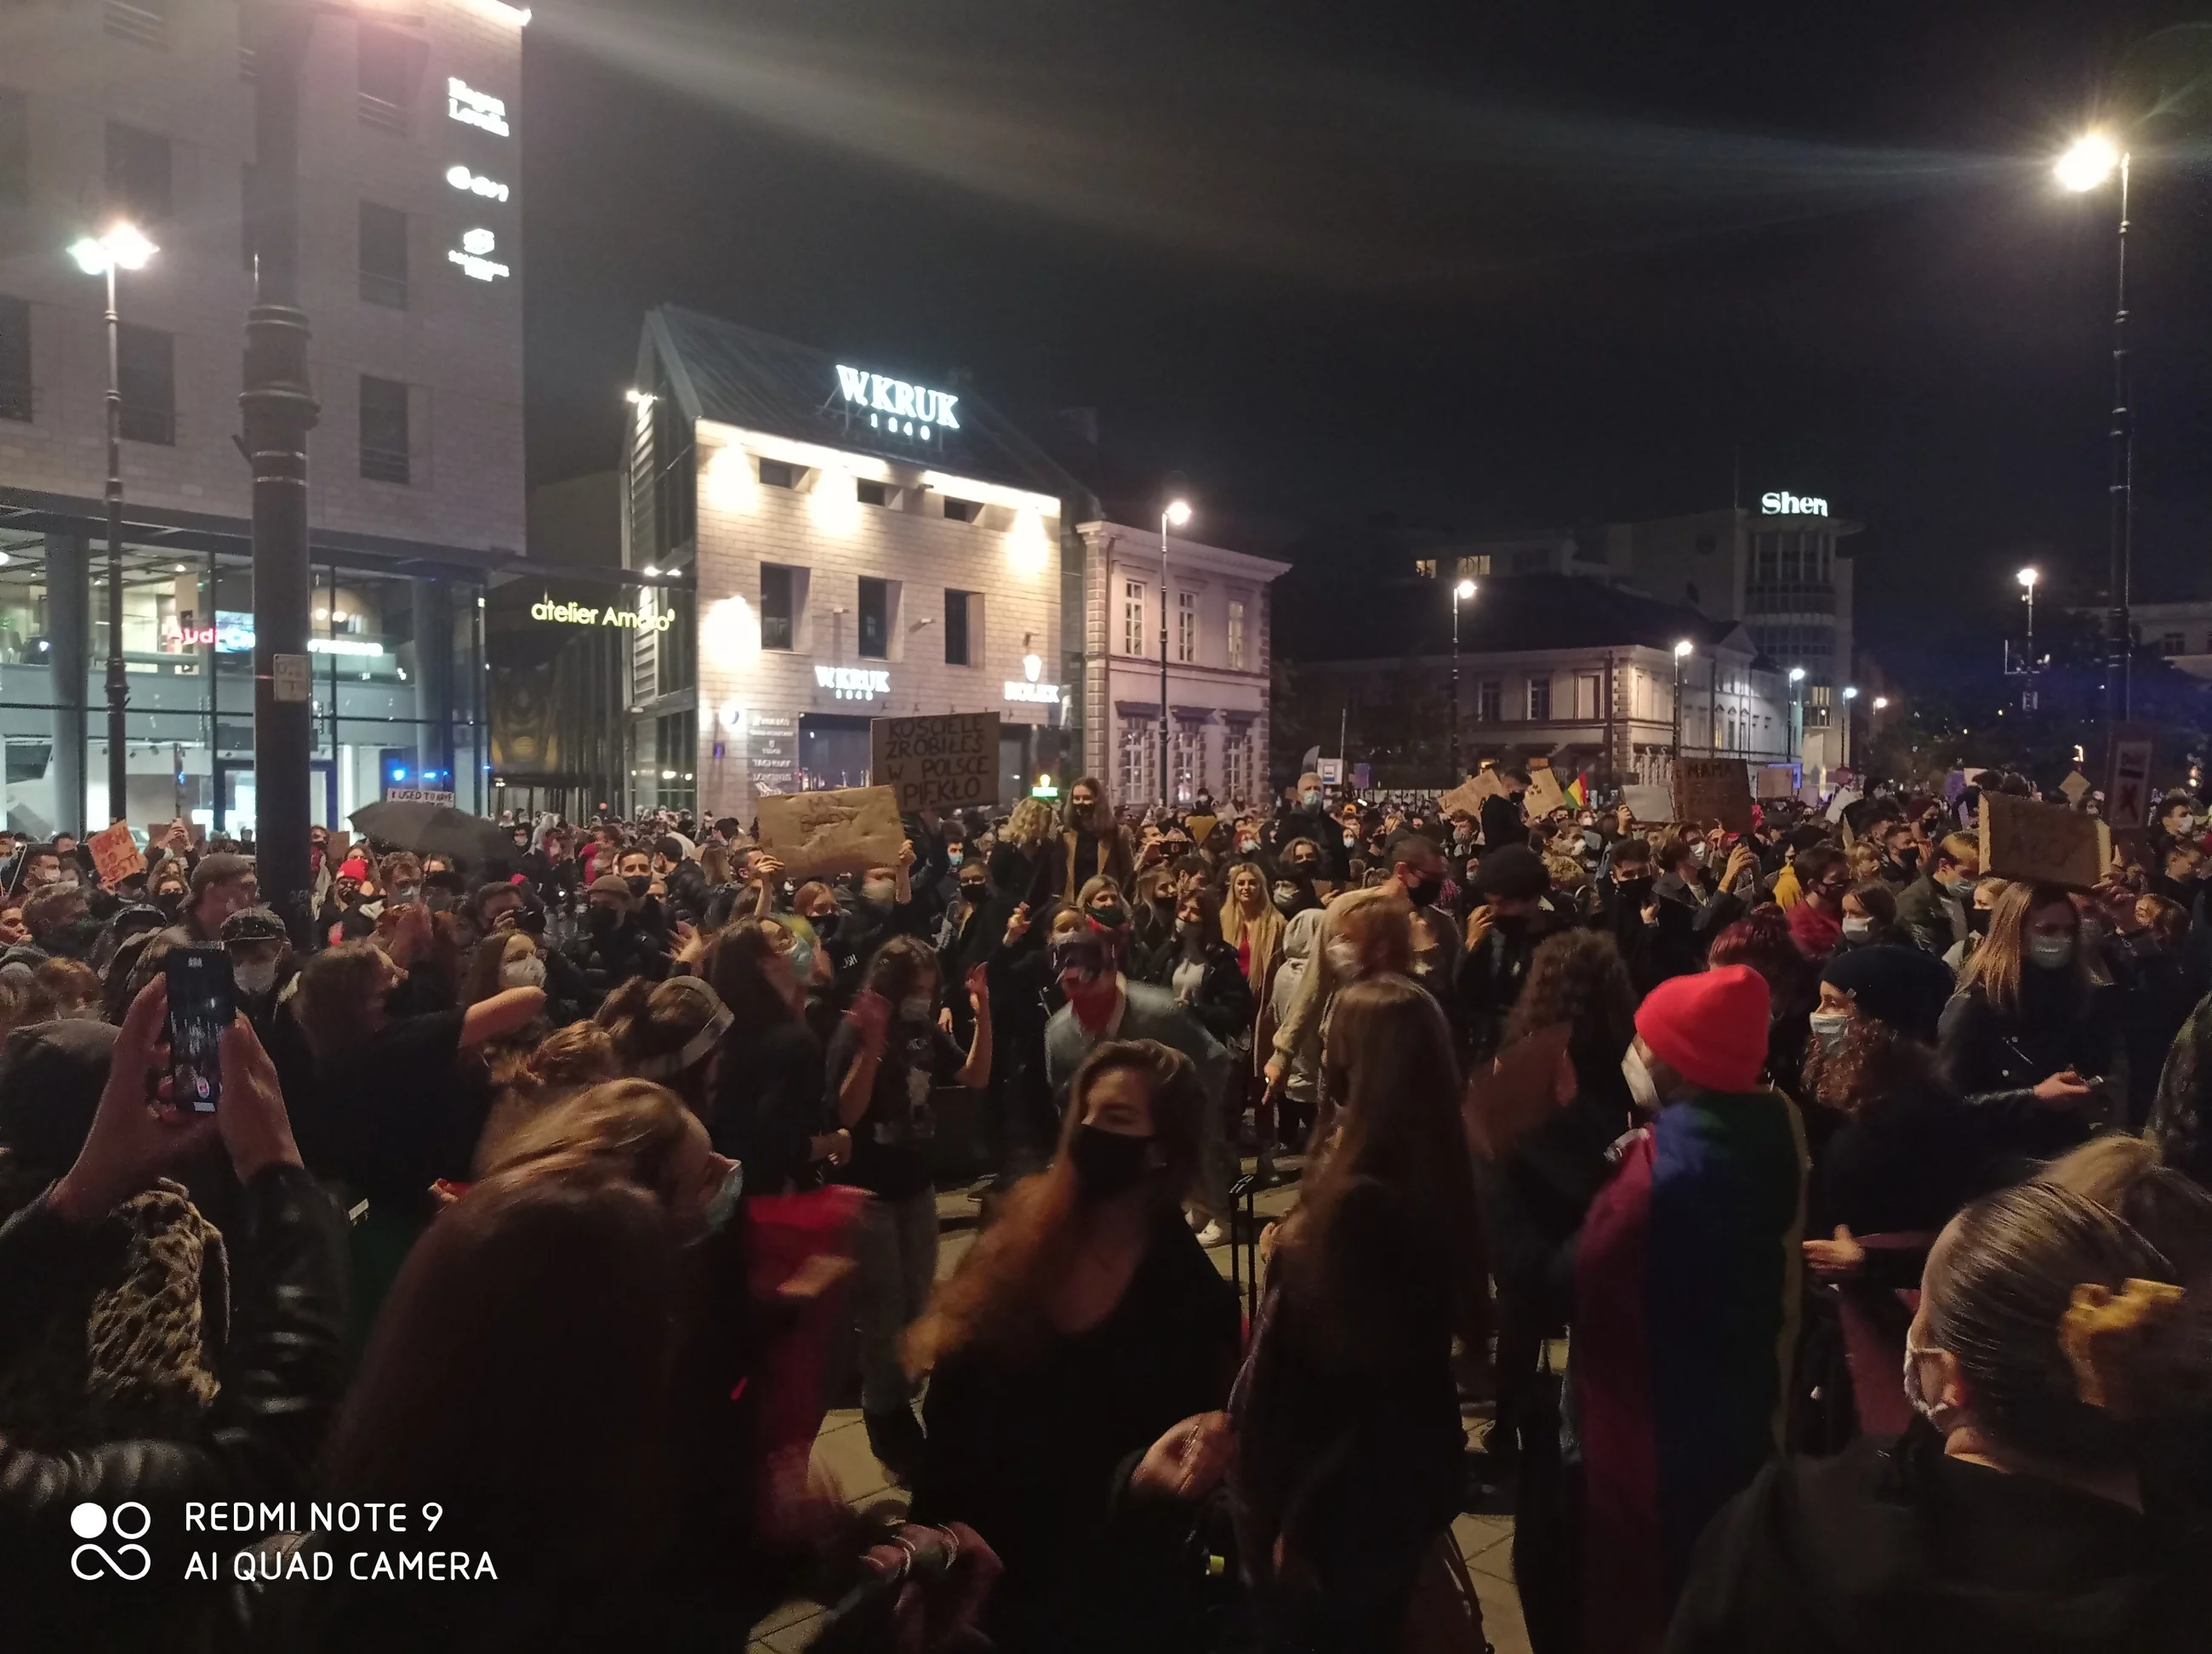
[
  {"left": 652, "top": 835, "right": 711, "bottom": 926},
  {"left": 702, "top": 919, "right": 845, "bottom": 1195},
  {"left": 0, "top": 979, "right": 345, "bottom": 1654},
  {"left": 907, "top": 1040, "right": 1239, "bottom": 1654},
  {"left": 1668, "top": 1178, "right": 2212, "bottom": 1654},
  {"left": 566, "top": 875, "right": 672, "bottom": 1007},
  {"left": 1139, "top": 886, "right": 1255, "bottom": 1049}
]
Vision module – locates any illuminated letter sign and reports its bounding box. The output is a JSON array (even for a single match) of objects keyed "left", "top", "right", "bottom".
[
  {"left": 814, "top": 664, "right": 891, "bottom": 700},
  {"left": 448, "top": 77, "right": 510, "bottom": 136},
  {"left": 448, "top": 228, "right": 511, "bottom": 282},
  {"left": 1759, "top": 491, "right": 1829, "bottom": 517},
  {"left": 1003, "top": 680, "right": 1061, "bottom": 704},
  {"left": 529, "top": 596, "right": 672, "bottom": 632},
  {"left": 834, "top": 364, "right": 961, "bottom": 440},
  {"left": 446, "top": 164, "right": 511, "bottom": 202}
]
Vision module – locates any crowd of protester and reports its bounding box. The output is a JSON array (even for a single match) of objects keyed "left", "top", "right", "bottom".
[{"left": 2, "top": 765, "right": 2210, "bottom": 1653}]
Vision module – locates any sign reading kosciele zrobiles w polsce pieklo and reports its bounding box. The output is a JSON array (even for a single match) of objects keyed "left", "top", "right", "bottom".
[{"left": 872, "top": 712, "right": 999, "bottom": 813}]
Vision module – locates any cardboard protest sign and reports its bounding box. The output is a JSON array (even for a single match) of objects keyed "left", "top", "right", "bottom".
[
  {"left": 2059, "top": 770, "right": 2093, "bottom": 806},
  {"left": 757, "top": 785, "right": 905, "bottom": 878},
  {"left": 1439, "top": 772, "right": 1507, "bottom": 818},
  {"left": 2106, "top": 723, "right": 2155, "bottom": 828},
  {"left": 1462, "top": 1023, "right": 1572, "bottom": 1162},
  {"left": 88, "top": 823, "right": 145, "bottom": 887},
  {"left": 870, "top": 712, "right": 1000, "bottom": 814},
  {"left": 1522, "top": 763, "right": 1570, "bottom": 818},
  {"left": 1673, "top": 758, "right": 1755, "bottom": 835},
  {"left": 1621, "top": 784, "right": 1673, "bottom": 824},
  {"left": 1980, "top": 790, "right": 2111, "bottom": 889},
  {"left": 1758, "top": 765, "right": 1798, "bottom": 800}
]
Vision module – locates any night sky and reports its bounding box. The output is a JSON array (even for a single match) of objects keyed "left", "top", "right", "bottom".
[{"left": 520, "top": 1, "right": 2212, "bottom": 670}]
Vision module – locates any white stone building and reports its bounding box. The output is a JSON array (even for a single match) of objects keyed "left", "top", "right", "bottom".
[
  {"left": 1077, "top": 521, "right": 1288, "bottom": 813},
  {"left": 0, "top": 0, "right": 526, "bottom": 833}
]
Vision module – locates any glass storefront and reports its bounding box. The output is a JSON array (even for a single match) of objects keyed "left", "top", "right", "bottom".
[{"left": 0, "top": 528, "right": 487, "bottom": 838}]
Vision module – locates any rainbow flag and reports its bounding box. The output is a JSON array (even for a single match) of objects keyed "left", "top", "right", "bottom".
[{"left": 1565, "top": 772, "right": 1588, "bottom": 809}]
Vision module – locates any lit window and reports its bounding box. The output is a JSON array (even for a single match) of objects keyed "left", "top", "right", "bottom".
[
  {"left": 1122, "top": 580, "right": 1145, "bottom": 655},
  {"left": 1177, "top": 590, "right": 1197, "bottom": 664},
  {"left": 1527, "top": 677, "right": 1552, "bottom": 721},
  {"left": 1227, "top": 597, "right": 1246, "bottom": 670}
]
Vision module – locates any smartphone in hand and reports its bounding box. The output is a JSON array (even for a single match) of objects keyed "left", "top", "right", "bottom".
[{"left": 165, "top": 944, "right": 234, "bottom": 1115}]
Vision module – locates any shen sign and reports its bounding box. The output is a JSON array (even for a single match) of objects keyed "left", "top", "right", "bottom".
[
  {"left": 1760, "top": 491, "right": 1828, "bottom": 516},
  {"left": 872, "top": 711, "right": 1000, "bottom": 813},
  {"left": 835, "top": 366, "right": 961, "bottom": 438}
]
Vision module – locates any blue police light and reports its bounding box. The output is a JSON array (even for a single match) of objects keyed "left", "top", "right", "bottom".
[{"left": 391, "top": 766, "right": 409, "bottom": 782}]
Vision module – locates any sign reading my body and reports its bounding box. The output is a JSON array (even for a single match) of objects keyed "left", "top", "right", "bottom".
[{"left": 530, "top": 598, "right": 675, "bottom": 632}]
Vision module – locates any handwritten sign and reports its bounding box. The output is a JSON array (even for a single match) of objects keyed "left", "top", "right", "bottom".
[
  {"left": 88, "top": 823, "right": 145, "bottom": 887},
  {"left": 1758, "top": 765, "right": 1798, "bottom": 800},
  {"left": 1673, "top": 758, "right": 1755, "bottom": 835},
  {"left": 1621, "top": 784, "right": 1673, "bottom": 824},
  {"left": 870, "top": 712, "right": 1000, "bottom": 813},
  {"left": 1523, "top": 763, "right": 1570, "bottom": 818},
  {"left": 385, "top": 787, "right": 455, "bottom": 807},
  {"left": 1439, "top": 772, "right": 1509, "bottom": 818},
  {"left": 1980, "top": 790, "right": 2111, "bottom": 889},
  {"left": 756, "top": 785, "right": 905, "bottom": 878},
  {"left": 2105, "top": 724, "right": 2154, "bottom": 828}
]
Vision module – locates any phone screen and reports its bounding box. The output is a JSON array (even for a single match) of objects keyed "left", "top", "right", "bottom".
[{"left": 165, "top": 945, "right": 233, "bottom": 1115}]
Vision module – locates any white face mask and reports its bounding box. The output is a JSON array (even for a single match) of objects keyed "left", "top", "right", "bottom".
[
  {"left": 233, "top": 959, "right": 279, "bottom": 998},
  {"left": 2027, "top": 933, "right": 2076, "bottom": 970},
  {"left": 1622, "top": 1044, "right": 1662, "bottom": 1114},
  {"left": 1809, "top": 1010, "right": 1850, "bottom": 1055},
  {"left": 500, "top": 955, "right": 547, "bottom": 990},
  {"left": 2175, "top": 815, "right": 2197, "bottom": 836},
  {"left": 1902, "top": 1339, "right": 1941, "bottom": 1423},
  {"left": 1324, "top": 938, "right": 1361, "bottom": 978},
  {"left": 1840, "top": 915, "right": 1872, "bottom": 938},
  {"left": 899, "top": 994, "right": 934, "bottom": 1023},
  {"left": 863, "top": 879, "right": 897, "bottom": 904}
]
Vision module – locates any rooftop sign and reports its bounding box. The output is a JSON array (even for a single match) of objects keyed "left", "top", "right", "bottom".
[
  {"left": 835, "top": 365, "right": 961, "bottom": 440},
  {"left": 1760, "top": 491, "right": 1828, "bottom": 517}
]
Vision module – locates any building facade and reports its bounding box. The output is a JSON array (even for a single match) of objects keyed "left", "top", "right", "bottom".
[
  {"left": 2125, "top": 600, "right": 2212, "bottom": 684},
  {"left": 1078, "top": 521, "right": 1287, "bottom": 813},
  {"left": 618, "top": 308, "right": 1092, "bottom": 824},
  {"left": 1421, "top": 494, "right": 1858, "bottom": 775},
  {"left": 0, "top": 0, "right": 525, "bottom": 835}
]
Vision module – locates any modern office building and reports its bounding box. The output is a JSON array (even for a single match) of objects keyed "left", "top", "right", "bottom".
[
  {"left": 0, "top": 0, "right": 526, "bottom": 835},
  {"left": 614, "top": 306, "right": 1097, "bottom": 823},
  {"left": 1419, "top": 492, "right": 1859, "bottom": 774},
  {"left": 1078, "top": 520, "right": 1288, "bottom": 812}
]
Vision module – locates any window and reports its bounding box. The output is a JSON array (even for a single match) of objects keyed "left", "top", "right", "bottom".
[
  {"left": 105, "top": 0, "right": 171, "bottom": 48},
  {"left": 944, "top": 590, "right": 972, "bottom": 666},
  {"left": 1222, "top": 726, "right": 1253, "bottom": 807},
  {"left": 1177, "top": 590, "right": 1197, "bottom": 664},
  {"left": 1527, "top": 676, "right": 1552, "bottom": 721},
  {"left": 1120, "top": 717, "right": 1153, "bottom": 801},
  {"left": 0, "top": 88, "right": 25, "bottom": 208},
  {"left": 758, "top": 458, "right": 799, "bottom": 489},
  {"left": 1227, "top": 597, "right": 1246, "bottom": 671},
  {"left": 761, "top": 565, "right": 795, "bottom": 651},
  {"left": 1574, "top": 672, "right": 1602, "bottom": 721},
  {"left": 1173, "top": 721, "right": 1205, "bottom": 803},
  {"left": 357, "top": 26, "right": 425, "bottom": 133},
  {"left": 116, "top": 324, "right": 174, "bottom": 445},
  {"left": 857, "top": 479, "right": 893, "bottom": 508},
  {"left": 2158, "top": 632, "right": 2186, "bottom": 656},
  {"left": 1123, "top": 580, "right": 1145, "bottom": 655},
  {"left": 0, "top": 297, "right": 27, "bottom": 423},
  {"left": 1476, "top": 681, "right": 1502, "bottom": 722},
  {"left": 105, "top": 123, "right": 172, "bottom": 220},
  {"left": 943, "top": 498, "right": 981, "bottom": 522},
  {"left": 358, "top": 202, "right": 408, "bottom": 308},
  {"left": 359, "top": 376, "right": 409, "bottom": 483},
  {"left": 858, "top": 577, "right": 889, "bottom": 659}
]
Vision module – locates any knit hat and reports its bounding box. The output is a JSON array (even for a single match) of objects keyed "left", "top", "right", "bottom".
[
  {"left": 1821, "top": 945, "right": 1953, "bottom": 1047},
  {"left": 187, "top": 852, "right": 254, "bottom": 900},
  {"left": 1634, "top": 964, "right": 1771, "bottom": 1095},
  {"left": 336, "top": 857, "right": 371, "bottom": 881},
  {"left": 219, "top": 907, "right": 290, "bottom": 945},
  {"left": 1474, "top": 844, "right": 1551, "bottom": 900}
]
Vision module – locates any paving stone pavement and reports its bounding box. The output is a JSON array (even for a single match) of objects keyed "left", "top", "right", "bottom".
[{"left": 745, "top": 1166, "right": 1531, "bottom": 1653}]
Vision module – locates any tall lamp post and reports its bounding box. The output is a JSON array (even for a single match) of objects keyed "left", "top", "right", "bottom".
[
  {"left": 1672, "top": 638, "right": 1694, "bottom": 770},
  {"left": 2017, "top": 565, "right": 2040, "bottom": 710},
  {"left": 1842, "top": 685, "right": 1859, "bottom": 773},
  {"left": 1787, "top": 664, "right": 1805, "bottom": 769},
  {"left": 1158, "top": 498, "right": 1191, "bottom": 811},
  {"left": 2055, "top": 132, "right": 2133, "bottom": 720},
  {"left": 1451, "top": 577, "right": 1477, "bottom": 779},
  {"left": 68, "top": 224, "right": 158, "bottom": 833}
]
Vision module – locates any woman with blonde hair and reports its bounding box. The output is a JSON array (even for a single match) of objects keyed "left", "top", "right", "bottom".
[
  {"left": 1232, "top": 974, "right": 1481, "bottom": 1649},
  {"left": 483, "top": 1077, "right": 733, "bottom": 1226},
  {"left": 1938, "top": 880, "right": 2124, "bottom": 1154},
  {"left": 1222, "top": 859, "right": 1284, "bottom": 991},
  {"left": 906, "top": 1040, "right": 1238, "bottom": 1653},
  {"left": 476, "top": 1022, "right": 623, "bottom": 1174}
]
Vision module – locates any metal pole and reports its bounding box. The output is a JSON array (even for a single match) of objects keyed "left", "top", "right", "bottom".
[
  {"left": 1450, "top": 588, "right": 1461, "bottom": 780},
  {"left": 242, "top": 3, "right": 319, "bottom": 929},
  {"left": 1673, "top": 653, "right": 1684, "bottom": 769},
  {"left": 102, "top": 260, "right": 126, "bottom": 834},
  {"left": 1157, "top": 510, "right": 1170, "bottom": 811},
  {"left": 2108, "top": 151, "right": 2133, "bottom": 721}
]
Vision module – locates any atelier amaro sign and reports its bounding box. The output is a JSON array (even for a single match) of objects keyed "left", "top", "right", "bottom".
[{"left": 530, "top": 597, "right": 675, "bottom": 632}]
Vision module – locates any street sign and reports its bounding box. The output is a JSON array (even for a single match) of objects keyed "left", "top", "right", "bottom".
[
  {"left": 271, "top": 653, "right": 310, "bottom": 704},
  {"left": 1318, "top": 757, "right": 1344, "bottom": 785}
]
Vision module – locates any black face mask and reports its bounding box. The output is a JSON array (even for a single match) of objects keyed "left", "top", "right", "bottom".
[
  {"left": 1069, "top": 1123, "right": 1154, "bottom": 1198},
  {"left": 812, "top": 910, "right": 840, "bottom": 938},
  {"left": 590, "top": 904, "right": 621, "bottom": 936},
  {"left": 1615, "top": 875, "right": 1655, "bottom": 903},
  {"left": 625, "top": 875, "right": 652, "bottom": 898},
  {"left": 1090, "top": 903, "right": 1128, "bottom": 931},
  {"left": 960, "top": 883, "right": 988, "bottom": 904},
  {"left": 1896, "top": 847, "right": 1920, "bottom": 872},
  {"left": 1405, "top": 871, "right": 1444, "bottom": 909},
  {"left": 1968, "top": 908, "right": 1991, "bottom": 935}
]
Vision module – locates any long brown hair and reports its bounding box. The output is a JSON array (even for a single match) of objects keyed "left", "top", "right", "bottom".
[
  {"left": 1503, "top": 928, "right": 1637, "bottom": 1099},
  {"left": 702, "top": 918, "right": 801, "bottom": 1032},
  {"left": 485, "top": 1079, "right": 703, "bottom": 1209},
  {"left": 1958, "top": 879, "right": 2091, "bottom": 1018},
  {"left": 903, "top": 1040, "right": 1204, "bottom": 1375},
  {"left": 1294, "top": 975, "right": 1482, "bottom": 1337}
]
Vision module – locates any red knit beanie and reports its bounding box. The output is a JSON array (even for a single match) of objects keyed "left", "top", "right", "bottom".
[{"left": 1633, "top": 964, "right": 1772, "bottom": 1095}]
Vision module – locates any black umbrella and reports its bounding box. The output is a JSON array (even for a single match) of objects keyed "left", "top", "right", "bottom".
[{"left": 349, "top": 801, "right": 518, "bottom": 870}]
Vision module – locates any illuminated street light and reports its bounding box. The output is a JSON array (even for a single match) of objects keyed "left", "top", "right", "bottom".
[
  {"left": 1158, "top": 498, "right": 1193, "bottom": 807},
  {"left": 67, "top": 223, "right": 157, "bottom": 276},
  {"left": 1454, "top": 578, "right": 1477, "bottom": 602},
  {"left": 1787, "top": 665, "right": 1805, "bottom": 682},
  {"left": 1873, "top": 696, "right": 1890, "bottom": 711},
  {"left": 2054, "top": 132, "right": 2121, "bottom": 193},
  {"left": 1450, "top": 578, "right": 1478, "bottom": 776},
  {"left": 1165, "top": 499, "right": 1192, "bottom": 528},
  {"left": 1843, "top": 686, "right": 1859, "bottom": 700}
]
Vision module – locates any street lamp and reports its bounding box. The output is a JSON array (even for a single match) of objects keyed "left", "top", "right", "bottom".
[
  {"left": 68, "top": 224, "right": 158, "bottom": 835},
  {"left": 1843, "top": 684, "right": 1859, "bottom": 772},
  {"left": 2055, "top": 129, "right": 2134, "bottom": 720},
  {"left": 1672, "top": 639, "right": 1694, "bottom": 766},
  {"left": 1451, "top": 577, "right": 1477, "bottom": 779},
  {"left": 1158, "top": 498, "right": 1191, "bottom": 810},
  {"left": 1787, "top": 665, "right": 1806, "bottom": 767},
  {"left": 2016, "top": 564, "right": 2040, "bottom": 668},
  {"left": 1873, "top": 696, "right": 1890, "bottom": 712}
]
